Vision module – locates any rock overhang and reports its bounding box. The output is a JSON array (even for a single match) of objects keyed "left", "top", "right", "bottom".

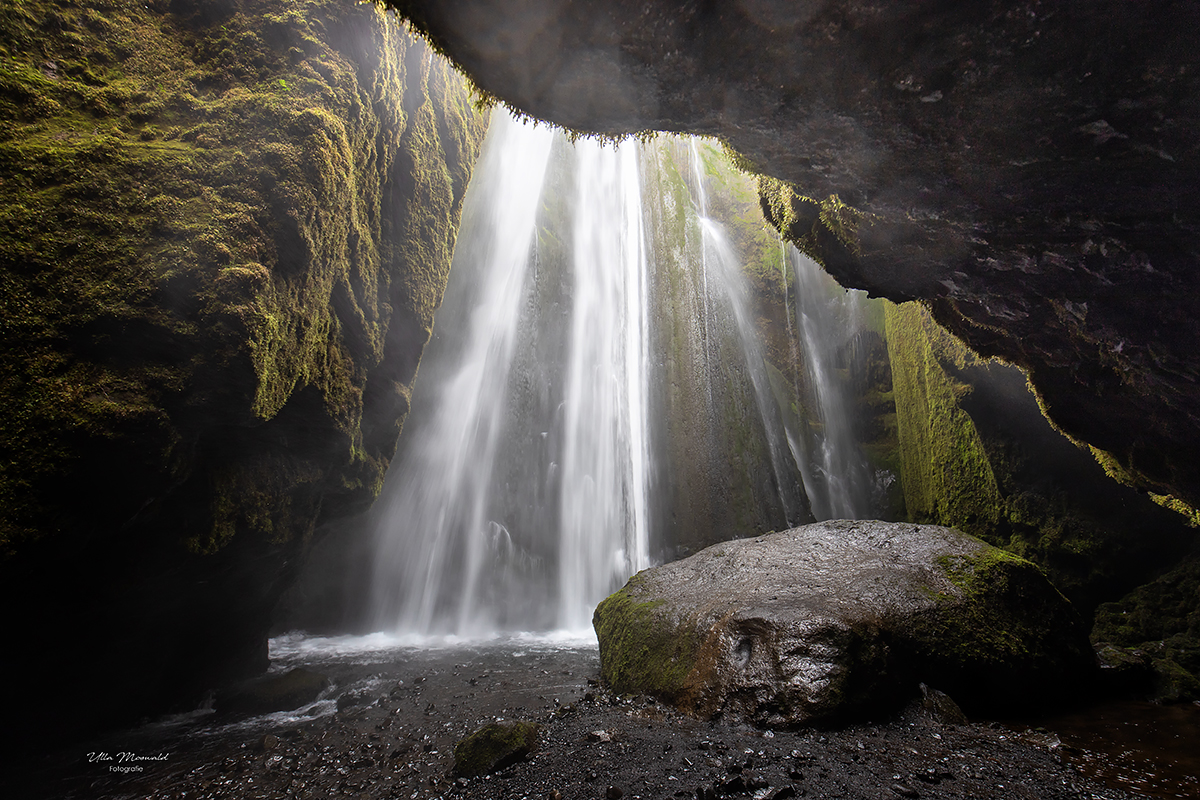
[{"left": 388, "top": 0, "right": 1200, "bottom": 519}]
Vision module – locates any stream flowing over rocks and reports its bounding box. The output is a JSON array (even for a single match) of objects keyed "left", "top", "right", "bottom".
[{"left": 595, "top": 521, "right": 1094, "bottom": 725}]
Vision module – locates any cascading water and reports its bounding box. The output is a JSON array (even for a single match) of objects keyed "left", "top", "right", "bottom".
[
  {"left": 787, "top": 246, "right": 876, "bottom": 520},
  {"left": 693, "top": 207, "right": 807, "bottom": 527},
  {"left": 369, "top": 111, "right": 651, "bottom": 635},
  {"left": 369, "top": 119, "right": 882, "bottom": 638},
  {"left": 557, "top": 137, "right": 651, "bottom": 630},
  {"left": 368, "top": 111, "right": 555, "bottom": 635}
]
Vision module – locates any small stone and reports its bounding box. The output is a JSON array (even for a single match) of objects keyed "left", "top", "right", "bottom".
[
  {"left": 891, "top": 783, "right": 920, "bottom": 798},
  {"left": 547, "top": 791, "right": 563, "bottom": 800},
  {"left": 919, "top": 684, "right": 968, "bottom": 725},
  {"left": 257, "top": 734, "right": 279, "bottom": 751},
  {"left": 717, "top": 775, "right": 747, "bottom": 794},
  {"left": 452, "top": 720, "right": 541, "bottom": 778},
  {"left": 606, "top": 787, "right": 625, "bottom": 799},
  {"left": 588, "top": 730, "right": 613, "bottom": 743}
]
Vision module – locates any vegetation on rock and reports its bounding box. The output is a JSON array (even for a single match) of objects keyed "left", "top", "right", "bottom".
[
  {"left": 452, "top": 720, "right": 541, "bottom": 778},
  {"left": 0, "top": 0, "right": 487, "bottom": 737},
  {"left": 595, "top": 521, "right": 1093, "bottom": 725},
  {"left": 1092, "top": 555, "right": 1200, "bottom": 702},
  {"left": 884, "top": 300, "right": 1195, "bottom": 616}
]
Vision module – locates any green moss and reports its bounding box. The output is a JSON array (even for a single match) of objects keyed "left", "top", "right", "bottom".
[
  {"left": 0, "top": 0, "right": 487, "bottom": 558},
  {"left": 1092, "top": 556, "right": 1200, "bottom": 700},
  {"left": 884, "top": 301, "right": 1003, "bottom": 535},
  {"left": 593, "top": 577, "right": 699, "bottom": 699},
  {"left": 756, "top": 176, "right": 875, "bottom": 267},
  {"left": 452, "top": 720, "right": 541, "bottom": 778},
  {"left": 915, "top": 547, "right": 1064, "bottom": 665}
]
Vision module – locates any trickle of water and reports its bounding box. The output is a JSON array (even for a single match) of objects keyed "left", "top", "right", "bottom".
[
  {"left": 696, "top": 216, "right": 807, "bottom": 527},
  {"left": 788, "top": 246, "right": 875, "bottom": 519}
]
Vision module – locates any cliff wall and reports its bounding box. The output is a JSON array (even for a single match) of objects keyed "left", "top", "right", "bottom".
[{"left": 0, "top": 0, "right": 486, "bottom": 737}]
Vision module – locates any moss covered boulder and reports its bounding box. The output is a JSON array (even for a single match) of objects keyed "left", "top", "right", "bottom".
[
  {"left": 1092, "top": 554, "right": 1200, "bottom": 702},
  {"left": 452, "top": 721, "right": 540, "bottom": 778},
  {"left": 593, "top": 520, "right": 1093, "bottom": 726}
]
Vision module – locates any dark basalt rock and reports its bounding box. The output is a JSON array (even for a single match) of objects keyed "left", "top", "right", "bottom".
[
  {"left": 389, "top": 0, "right": 1200, "bottom": 516},
  {"left": 593, "top": 521, "right": 1093, "bottom": 726}
]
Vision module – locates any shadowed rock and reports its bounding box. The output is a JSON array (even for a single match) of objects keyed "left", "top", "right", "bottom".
[
  {"left": 217, "top": 668, "right": 330, "bottom": 716},
  {"left": 594, "top": 520, "right": 1093, "bottom": 725}
]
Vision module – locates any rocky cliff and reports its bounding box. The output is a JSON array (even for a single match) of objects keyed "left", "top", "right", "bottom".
[
  {"left": 390, "top": 0, "right": 1200, "bottom": 524},
  {"left": 0, "top": 0, "right": 486, "bottom": 738}
]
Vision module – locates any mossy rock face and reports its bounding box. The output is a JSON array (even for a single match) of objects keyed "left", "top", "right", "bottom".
[
  {"left": 882, "top": 300, "right": 1195, "bottom": 615},
  {"left": 1092, "top": 555, "right": 1200, "bottom": 702},
  {"left": 0, "top": 0, "right": 486, "bottom": 739},
  {"left": 594, "top": 520, "right": 1093, "bottom": 726},
  {"left": 452, "top": 721, "right": 540, "bottom": 778}
]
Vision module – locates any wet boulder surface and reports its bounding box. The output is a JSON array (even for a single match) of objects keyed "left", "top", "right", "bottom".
[{"left": 594, "top": 520, "right": 1094, "bottom": 725}]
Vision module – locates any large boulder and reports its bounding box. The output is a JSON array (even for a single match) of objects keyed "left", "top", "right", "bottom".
[{"left": 593, "top": 520, "right": 1094, "bottom": 726}]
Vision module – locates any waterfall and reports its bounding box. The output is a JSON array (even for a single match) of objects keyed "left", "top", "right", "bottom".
[
  {"left": 693, "top": 210, "right": 806, "bottom": 527},
  {"left": 557, "top": 137, "right": 652, "bottom": 630},
  {"left": 368, "top": 120, "right": 881, "bottom": 638},
  {"left": 369, "top": 112, "right": 651, "bottom": 635}
]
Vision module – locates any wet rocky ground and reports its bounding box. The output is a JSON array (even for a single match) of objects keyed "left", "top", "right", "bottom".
[{"left": 17, "top": 636, "right": 1197, "bottom": 800}]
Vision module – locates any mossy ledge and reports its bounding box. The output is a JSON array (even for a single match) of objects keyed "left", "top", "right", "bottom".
[
  {"left": 883, "top": 299, "right": 1195, "bottom": 617},
  {"left": 0, "top": 0, "right": 486, "bottom": 740}
]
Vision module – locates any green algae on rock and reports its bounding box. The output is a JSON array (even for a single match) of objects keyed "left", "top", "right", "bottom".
[
  {"left": 1092, "top": 555, "right": 1200, "bottom": 703},
  {"left": 452, "top": 720, "right": 541, "bottom": 778},
  {"left": 594, "top": 520, "right": 1093, "bottom": 726},
  {"left": 0, "top": 0, "right": 487, "bottom": 738},
  {"left": 883, "top": 300, "right": 1196, "bottom": 616}
]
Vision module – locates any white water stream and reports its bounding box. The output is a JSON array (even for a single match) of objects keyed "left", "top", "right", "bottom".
[
  {"left": 788, "top": 247, "right": 875, "bottom": 520},
  {"left": 369, "top": 112, "right": 651, "bottom": 635}
]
